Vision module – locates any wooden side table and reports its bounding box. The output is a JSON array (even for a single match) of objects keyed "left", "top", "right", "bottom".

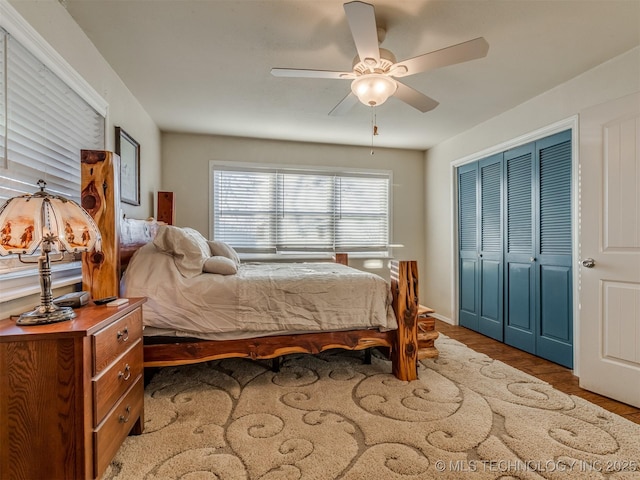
[
  {"left": 417, "top": 304, "right": 439, "bottom": 359},
  {"left": 0, "top": 298, "right": 146, "bottom": 479}
]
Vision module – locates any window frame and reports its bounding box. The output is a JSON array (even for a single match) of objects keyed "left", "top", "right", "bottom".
[
  {"left": 0, "top": 1, "right": 107, "bottom": 301},
  {"left": 209, "top": 160, "right": 393, "bottom": 260}
]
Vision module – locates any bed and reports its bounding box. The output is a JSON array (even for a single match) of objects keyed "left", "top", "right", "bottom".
[{"left": 115, "top": 219, "right": 420, "bottom": 380}]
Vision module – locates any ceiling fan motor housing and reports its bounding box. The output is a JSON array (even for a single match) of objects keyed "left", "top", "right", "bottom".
[{"left": 352, "top": 48, "right": 397, "bottom": 75}]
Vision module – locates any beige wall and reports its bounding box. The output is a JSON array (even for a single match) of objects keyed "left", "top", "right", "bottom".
[
  {"left": 161, "top": 133, "right": 427, "bottom": 298},
  {"left": 424, "top": 46, "right": 640, "bottom": 322},
  {"left": 2, "top": 0, "right": 161, "bottom": 317}
]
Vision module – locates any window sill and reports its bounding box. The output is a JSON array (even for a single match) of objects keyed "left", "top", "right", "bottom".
[{"left": 238, "top": 252, "right": 391, "bottom": 263}]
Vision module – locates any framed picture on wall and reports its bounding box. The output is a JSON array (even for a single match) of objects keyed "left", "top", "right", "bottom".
[{"left": 115, "top": 127, "right": 140, "bottom": 206}]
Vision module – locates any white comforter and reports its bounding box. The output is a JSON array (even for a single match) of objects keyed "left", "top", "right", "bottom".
[{"left": 121, "top": 243, "right": 397, "bottom": 340}]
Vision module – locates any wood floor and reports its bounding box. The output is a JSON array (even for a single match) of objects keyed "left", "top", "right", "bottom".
[{"left": 434, "top": 319, "right": 640, "bottom": 425}]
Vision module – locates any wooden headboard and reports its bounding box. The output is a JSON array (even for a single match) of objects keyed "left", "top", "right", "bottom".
[{"left": 81, "top": 149, "right": 163, "bottom": 299}]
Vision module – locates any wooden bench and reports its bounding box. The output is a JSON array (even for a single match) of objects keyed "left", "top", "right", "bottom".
[{"left": 417, "top": 305, "right": 439, "bottom": 359}]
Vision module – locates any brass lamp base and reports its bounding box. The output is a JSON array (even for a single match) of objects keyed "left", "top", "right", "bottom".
[{"left": 16, "top": 305, "right": 76, "bottom": 326}]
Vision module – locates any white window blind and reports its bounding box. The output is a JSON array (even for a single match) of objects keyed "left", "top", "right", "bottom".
[
  {"left": 213, "top": 167, "right": 276, "bottom": 252},
  {"left": 212, "top": 163, "right": 390, "bottom": 255},
  {"left": 0, "top": 27, "right": 105, "bottom": 276},
  {"left": 1, "top": 31, "right": 104, "bottom": 201},
  {"left": 336, "top": 175, "right": 389, "bottom": 252},
  {"left": 0, "top": 32, "right": 5, "bottom": 164},
  {"left": 278, "top": 172, "right": 335, "bottom": 252}
]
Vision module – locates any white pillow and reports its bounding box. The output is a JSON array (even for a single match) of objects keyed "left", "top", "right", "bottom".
[
  {"left": 207, "top": 240, "right": 240, "bottom": 265},
  {"left": 203, "top": 256, "right": 238, "bottom": 275},
  {"left": 152, "top": 225, "right": 210, "bottom": 278},
  {"left": 182, "top": 227, "right": 211, "bottom": 257}
]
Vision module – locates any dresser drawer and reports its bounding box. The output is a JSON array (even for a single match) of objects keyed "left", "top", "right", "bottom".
[
  {"left": 94, "top": 377, "right": 144, "bottom": 478},
  {"left": 93, "top": 308, "right": 143, "bottom": 375},
  {"left": 93, "top": 340, "right": 143, "bottom": 426}
]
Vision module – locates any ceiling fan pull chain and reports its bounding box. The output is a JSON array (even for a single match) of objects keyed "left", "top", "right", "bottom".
[{"left": 370, "top": 106, "right": 376, "bottom": 155}]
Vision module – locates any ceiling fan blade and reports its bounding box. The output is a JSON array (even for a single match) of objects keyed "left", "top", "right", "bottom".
[
  {"left": 271, "top": 68, "right": 354, "bottom": 79},
  {"left": 328, "top": 92, "right": 359, "bottom": 116},
  {"left": 394, "top": 82, "right": 439, "bottom": 113},
  {"left": 393, "top": 37, "right": 489, "bottom": 77},
  {"left": 344, "top": 1, "right": 380, "bottom": 64}
]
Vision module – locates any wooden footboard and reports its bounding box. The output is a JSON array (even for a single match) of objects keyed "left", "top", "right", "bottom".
[{"left": 144, "top": 329, "right": 396, "bottom": 365}]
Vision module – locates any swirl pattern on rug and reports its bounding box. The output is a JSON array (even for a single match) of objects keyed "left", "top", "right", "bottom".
[{"left": 104, "top": 336, "right": 640, "bottom": 479}]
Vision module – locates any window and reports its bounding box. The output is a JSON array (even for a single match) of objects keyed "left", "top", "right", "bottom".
[
  {"left": 0, "top": 20, "right": 106, "bottom": 298},
  {"left": 212, "top": 163, "right": 390, "bottom": 256}
]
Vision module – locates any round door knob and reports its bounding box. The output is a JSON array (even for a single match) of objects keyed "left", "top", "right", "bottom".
[
  {"left": 530, "top": 257, "right": 535, "bottom": 262},
  {"left": 582, "top": 258, "right": 595, "bottom": 268}
]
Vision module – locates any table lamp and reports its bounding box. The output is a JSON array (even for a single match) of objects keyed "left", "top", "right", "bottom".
[{"left": 0, "top": 179, "right": 101, "bottom": 325}]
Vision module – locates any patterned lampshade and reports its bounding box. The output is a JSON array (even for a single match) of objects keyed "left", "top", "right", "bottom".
[{"left": 0, "top": 180, "right": 101, "bottom": 256}]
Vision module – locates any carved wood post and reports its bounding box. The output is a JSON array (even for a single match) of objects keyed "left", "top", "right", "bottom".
[
  {"left": 81, "top": 150, "right": 121, "bottom": 300},
  {"left": 157, "top": 191, "right": 175, "bottom": 225},
  {"left": 390, "top": 260, "right": 419, "bottom": 381},
  {"left": 334, "top": 253, "right": 348, "bottom": 265}
]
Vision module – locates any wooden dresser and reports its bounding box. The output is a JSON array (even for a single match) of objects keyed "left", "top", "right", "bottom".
[{"left": 0, "top": 298, "right": 146, "bottom": 479}]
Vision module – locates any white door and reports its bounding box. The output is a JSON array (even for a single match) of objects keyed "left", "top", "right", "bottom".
[{"left": 579, "top": 92, "right": 640, "bottom": 408}]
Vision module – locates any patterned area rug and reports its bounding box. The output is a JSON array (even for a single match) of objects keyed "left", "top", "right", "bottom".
[{"left": 104, "top": 336, "right": 640, "bottom": 479}]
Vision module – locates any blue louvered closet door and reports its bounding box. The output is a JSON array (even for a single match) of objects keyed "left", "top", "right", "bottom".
[
  {"left": 458, "top": 130, "right": 573, "bottom": 368},
  {"left": 504, "top": 143, "right": 536, "bottom": 353},
  {"left": 535, "top": 131, "right": 573, "bottom": 367},
  {"left": 457, "top": 155, "right": 503, "bottom": 339},
  {"left": 478, "top": 155, "right": 503, "bottom": 340},
  {"left": 458, "top": 162, "right": 480, "bottom": 331}
]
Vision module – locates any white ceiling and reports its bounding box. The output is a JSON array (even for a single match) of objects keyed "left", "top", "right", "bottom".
[{"left": 64, "top": 0, "right": 640, "bottom": 150}]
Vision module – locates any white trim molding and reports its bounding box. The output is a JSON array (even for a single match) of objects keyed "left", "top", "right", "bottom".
[{"left": 452, "top": 117, "right": 579, "bottom": 168}]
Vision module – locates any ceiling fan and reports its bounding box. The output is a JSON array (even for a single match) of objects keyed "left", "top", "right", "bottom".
[{"left": 271, "top": 1, "right": 489, "bottom": 115}]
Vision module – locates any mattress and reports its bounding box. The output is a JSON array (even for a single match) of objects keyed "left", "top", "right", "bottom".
[{"left": 121, "top": 242, "right": 397, "bottom": 340}]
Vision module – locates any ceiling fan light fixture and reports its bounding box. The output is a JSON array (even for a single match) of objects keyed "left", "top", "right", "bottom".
[{"left": 351, "top": 74, "right": 397, "bottom": 107}]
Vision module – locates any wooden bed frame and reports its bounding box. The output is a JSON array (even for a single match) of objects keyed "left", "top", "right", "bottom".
[
  {"left": 80, "top": 150, "right": 421, "bottom": 381},
  {"left": 122, "top": 225, "right": 420, "bottom": 381}
]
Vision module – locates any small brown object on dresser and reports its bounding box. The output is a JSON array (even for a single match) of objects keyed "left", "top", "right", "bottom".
[{"left": 0, "top": 298, "right": 146, "bottom": 480}]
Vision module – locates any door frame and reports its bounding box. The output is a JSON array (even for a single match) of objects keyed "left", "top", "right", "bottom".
[{"left": 449, "top": 115, "right": 581, "bottom": 374}]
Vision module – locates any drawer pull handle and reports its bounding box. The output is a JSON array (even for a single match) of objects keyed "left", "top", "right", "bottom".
[
  {"left": 116, "top": 326, "right": 129, "bottom": 342},
  {"left": 118, "top": 364, "right": 131, "bottom": 381},
  {"left": 119, "top": 405, "right": 131, "bottom": 424}
]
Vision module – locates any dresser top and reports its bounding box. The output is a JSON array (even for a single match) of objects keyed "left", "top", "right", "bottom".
[{"left": 0, "top": 298, "right": 146, "bottom": 341}]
